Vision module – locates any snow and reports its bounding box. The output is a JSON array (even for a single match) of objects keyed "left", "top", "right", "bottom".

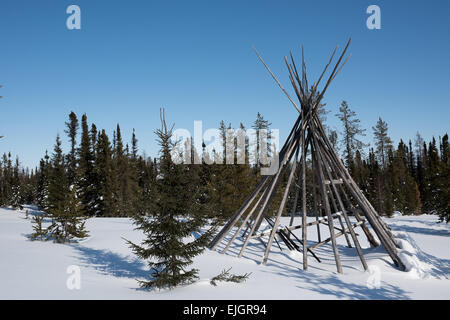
[{"left": 0, "top": 206, "right": 449, "bottom": 299}]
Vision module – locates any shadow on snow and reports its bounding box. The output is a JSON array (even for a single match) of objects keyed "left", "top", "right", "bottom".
[{"left": 73, "top": 246, "right": 149, "bottom": 280}]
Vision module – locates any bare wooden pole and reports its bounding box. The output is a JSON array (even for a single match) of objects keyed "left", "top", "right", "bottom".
[
  {"left": 312, "top": 114, "right": 405, "bottom": 270},
  {"left": 262, "top": 140, "right": 300, "bottom": 265},
  {"left": 289, "top": 184, "right": 300, "bottom": 227},
  {"left": 283, "top": 226, "right": 322, "bottom": 263},
  {"left": 289, "top": 137, "right": 309, "bottom": 229},
  {"left": 339, "top": 185, "right": 379, "bottom": 247},
  {"left": 311, "top": 137, "right": 322, "bottom": 243},
  {"left": 310, "top": 119, "right": 379, "bottom": 249},
  {"left": 309, "top": 221, "right": 364, "bottom": 250},
  {"left": 209, "top": 175, "right": 270, "bottom": 249},
  {"left": 238, "top": 133, "right": 300, "bottom": 258},
  {"left": 253, "top": 129, "right": 311, "bottom": 235},
  {"left": 316, "top": 122, "right": 398, "bottom": 250},
  {"left": 326, "top": 180, "right": 352, "bottom": 248},
  {"left": 301, "top": 126, "right": 308, "bottom": 270},
  {"left": 311, "top": 134, "right": 343, "bottom": 274},
  {"left": 314, "top": 130, "right": 368, "bottom": 270},
  {"left": 238, "top": 173, "right": 282, "bottom": 258},
  {"left": 221, "top": 179, "right": 269, "bottom": 254},
  {"left": 209, "top": 110, "right": 304, "bottom": 250},
  {"left": 253, "top": 46, "right": 301, "bottom": 113}
]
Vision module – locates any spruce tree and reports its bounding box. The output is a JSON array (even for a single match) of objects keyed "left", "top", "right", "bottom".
[
  {"left": 64, "top": 112, "right": 79, "bottom": 187},
  {"left": 1, "top": 153, "right": 13, "bottom": 205},
  {"left": 31, "top": 135, "right": 88, "bottom": 243},
  {"left": 367, "top": 148, "right": 389, "bottom": 214},
  {"left": 126, "top": 110, "right": 212, "bottom": 290},
  {"left": 407, "top": 140, "right": 416, "bottom": 178},
  {"left": 252, "top": 113, "right": 272, "bottom": 168},
  {"left": 336, "top": 101, "right": 367, "bottom": 172},
  {"left": 372, "top": 117, "right": 393, "bottom": 168},
  {"left": 387, "top": 141, "right": 422, "bottom": 214},
  {"left": 209, "top": 122, "right": 257, "bottom": 222},
  {"left": 135, "top": 155, "right": 157, "bottom": 216},
  {"left": 114, "top": 124, "right": 135, "bottom": 216},
  {"left": 424, "top": 138, "right": 440, "bottom": 213},
  {"left": 437, "top": 134, "right": 450, "bottom": 222},
  {"left": 47, "top": 135, "right": 68, "bottom": 216},
  {"left": 209, "top": 122, "right": 237, "bottom": 222},
  {"left": 77, "top": 114, "right": 96, "bottom": 216},
  {"left": 352, "top": 150, "right": 370, "bottom": 197},
  {"left": 36, "top": 151, "right": 51, "bottom": 210},
  {"left": 93, "top": 129, "right": 116, "bottom": 216}
]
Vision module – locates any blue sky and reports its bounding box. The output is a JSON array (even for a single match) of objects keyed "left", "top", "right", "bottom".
[{"left": 1, "top": 0, "right": 449, "bottom": 168}]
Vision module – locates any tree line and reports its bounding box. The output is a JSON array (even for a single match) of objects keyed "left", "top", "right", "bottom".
[{"left": 0, "top": 103, "right": 448, "bottom": 224}]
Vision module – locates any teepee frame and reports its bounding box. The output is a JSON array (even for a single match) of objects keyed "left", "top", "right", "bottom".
[{"left": 209, "top": 38, "right": 405, "bottom": 273}]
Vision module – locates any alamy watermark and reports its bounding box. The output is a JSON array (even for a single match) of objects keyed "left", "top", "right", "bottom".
[
  {"left": 66, "top": 265, "right": 81, "bottom": 290},
  {"left": 366, "top": 5, "right": 381, "bottom": 30},
  {"left": 170, "top": 121, "right": 280, "bottom": 175},
  {"left": 66, "top": 5, "right": 81, "bottom": 30}
]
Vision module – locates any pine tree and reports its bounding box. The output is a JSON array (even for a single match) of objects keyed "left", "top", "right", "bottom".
[
  {"left": 128, "top": 129, "right": 140, "bottom": 214},
  {"left": 352, "top": 150, "right": 370, "bottom": 197},
  {"left": 64, "top": 112, "right": 79, "bottom": 187},
  {"left": 10, "top": 156, "right": 23, "bottom": 209},
  {"left": 131, "top": 128, "right": 138, "bottom": 161},
  {"left": 114, "top": 124, "right": 135, "bottom": 216},
  {"left": 407, "top": 140, "right": 416, "bottom": 178},
  {"left": 437, "top": 134, "right": 450, "bottom": 222},
  {"left": 0, "top": 153, "right": 13, "bottom": 206},
  {"left": 367, "top": 148, "right": 390, "bottom": 215},
  {"left": 31, "top": 135, "right": 88, "bottom": 243},
  {"left": 36, "top": 151, "right": 51, "bottom": 210},
  {"left": 208, "top": 122, "right": 256, "bottom": 222},
  {"left": 126, "top": 110, "right": 212, "bottom": 290},
  {"left": 387, "top": 140, "right": 422, "bottom": 214},
  {"left": 372, "top": 117, "right": 393, "bottom": 168},
  {"left": 93, "top": 129, "right": 116, "bottom": 216},
  {"left": 135, "top": 155, "right": 157, "bottom": 216},
  {"left": 336, "top": 101, "right": 367, "bottom": 172},
  {"left": 252, "top": 113, "right": 272, "bottom": 168},
  {"left": 91, "top": 124, "right": 98, "bottom": 154},
  {"left": 47, "top": 135, "right": 68, "bottom": 215},
  {"left": 63, "top": 187, "right": 89, "bottom": 241},
  {"left": 77, "top": 114, "right": 96, "bottom": 216},
  {"left": 328, "top": 130, "right": 339, "bottom": 151},
  {"left": 424, "top": 138, "right": 440, "bottom": 213}
]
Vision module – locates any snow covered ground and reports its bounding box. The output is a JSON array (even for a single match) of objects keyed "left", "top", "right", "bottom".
[{"left": 0, "top": 206, "right": 449, "bottom": 299}]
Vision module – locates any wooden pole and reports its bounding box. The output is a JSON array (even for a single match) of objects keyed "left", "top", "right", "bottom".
[
  {"left": 311, "top": 134, "right": 343, "bottom": 274},
  {"left": 238, "top": 133, "right": 300, "bottom": 258},
  {"left": 309, "top": 221, "right": 364, "bottom": 250},
  {"left": 312, "top": 115, "right": 405, "bottom": 270},
  {"left": 262, "top": 135, "right": 302, "bottom": 265},
  {"left": 289, "top": 181, "right": 300, "bottom": 227},
  {"left": 326, "top": 183, "right": 352, "bottom": 248},
  {"left": 315, "top": 131, "right": 368, "bottom": 270},
  {"left": 209, "top": 110, "right": 305, "bottom": 250},
  {"left": 209, "top": 175, "right": 269, "bottom": 249},
  {"left": 221, "top": 179, "right": 269, "bottom": 254},
  {"left": 340, "top": 186, "right": 379, "bottom": 247},
  {"left": 311, "top": 138, "right": 322, "bottom": 243},
  {"left": 301, "top": 127, "right": 308, "bottom": 270}
]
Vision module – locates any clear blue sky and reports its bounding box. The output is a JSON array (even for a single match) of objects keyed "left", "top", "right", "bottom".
[{"left": 1, "top": 0, "right": 449, "bottom": 169}]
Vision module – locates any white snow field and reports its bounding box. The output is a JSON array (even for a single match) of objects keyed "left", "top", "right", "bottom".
[{"left": 0, "top": 206, "right": 449, "bottom": 299}]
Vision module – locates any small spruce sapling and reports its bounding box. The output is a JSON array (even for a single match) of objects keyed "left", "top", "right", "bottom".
[
  {"left": 125, "top": 109, "right": 215, "bottom": 290},
  {"left": 210, "top": 268, "right": 251, "bottom": 286},
  {"left": 30, "top": 214, "right": 48, "bottom": 241}
]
